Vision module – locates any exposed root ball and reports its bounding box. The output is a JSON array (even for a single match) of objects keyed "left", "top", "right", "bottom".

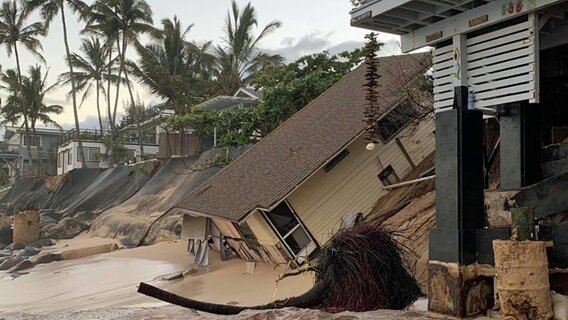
[{"left": 315, "top": 223, "right": 421, "bottom": 312}]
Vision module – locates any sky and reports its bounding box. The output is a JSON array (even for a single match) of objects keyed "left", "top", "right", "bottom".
[{"left": 0, "top": 0, "right": 402, "bottom": 130}]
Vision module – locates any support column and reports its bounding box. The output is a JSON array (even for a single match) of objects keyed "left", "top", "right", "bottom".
[
  {"left": 428, "top": 35, "right": 490, "bottom": 318},
  {"left": 500, "top": 102, "right": 542, "bottom": 189}
]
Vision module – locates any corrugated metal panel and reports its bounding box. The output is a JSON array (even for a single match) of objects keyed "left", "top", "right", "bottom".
[{"left": 158, "top": 133, "right": 201, "bottom": 159}]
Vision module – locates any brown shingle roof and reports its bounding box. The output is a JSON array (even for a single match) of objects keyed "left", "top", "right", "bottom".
[{"left": 176, "top": 53, "right": 430, "bottom": 222}]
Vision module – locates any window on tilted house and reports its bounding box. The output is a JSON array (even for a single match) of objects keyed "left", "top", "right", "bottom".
[
  {"left": 263, "top": 202, "right": 315, "bottom": 256},
  {"left": 378, "top": 165, "right": 400, "bottom": 186},
  {"left": 376, "top": 99, "right": 415, "bottom": 142}
]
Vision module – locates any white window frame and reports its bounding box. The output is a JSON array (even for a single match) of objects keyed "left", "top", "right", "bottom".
[{"left": 261, "top": 201, "right": 318, "bottom": 261}]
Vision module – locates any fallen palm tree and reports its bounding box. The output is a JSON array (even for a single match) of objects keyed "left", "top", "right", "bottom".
[{"left": 138, "top": 223, "right": 422, "bottom": 315}]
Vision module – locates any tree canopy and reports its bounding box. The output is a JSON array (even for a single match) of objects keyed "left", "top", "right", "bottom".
[{"left": 165, "top": 48, "right": 367, "bottom": 147}]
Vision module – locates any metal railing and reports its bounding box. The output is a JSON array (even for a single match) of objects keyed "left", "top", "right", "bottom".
[
  {"left": 118, "top": 106, "right": 175, "bottom": 129},
  {"left": 350, "top": 0, "right": 375, "bottom": 8},
  {"left": 58, "top": 129, "right": 106, "bottom": 146}
]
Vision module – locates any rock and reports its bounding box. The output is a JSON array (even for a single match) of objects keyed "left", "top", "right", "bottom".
[
  {"left": 18, "top": 247, "right": 41, "bottom": 258},
  {"left": 0, "top": 216, "right": 12, "bottom": 245},
  {"left": 161, "top": 272, "right": 184, "bottom": 281},
  {"left": 8, "top": 259, "right": 34, "bottom": 273},
  {"left": 39, "top": 238, "right": 54, "bottom": 247},
  {"left": 52, "top": 253, "right": 63, "bottom": 261},
  {"left": 31, "top": 253, "right": 58, "bottom": 265},
  {"left": 0, "top": 249, "right": 13, "bottom": 257},
  {"left": 0, "top": 256, "right": 11, "bottom": 264},
  {"left": 6, "top": 242, "right": 25, "bottom": 251},
  {"left": 29, "top": 238, "right": 53, "bottom": 249},
  {"left": 0, "top": 243, "right": 5, "bottom": 250},
  {"left": 183, "top": 268, "right": 199, "bottom": 277},
  {"left": 46, "top": 217, "right": 89, "bottom": 240},
  {"left": 0, "top": 256, "right": 23, "bottom": 270}
]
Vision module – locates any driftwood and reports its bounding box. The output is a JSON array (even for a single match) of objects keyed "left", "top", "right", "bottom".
[{"left": 138, "top": 223, "right": 421, "bottom": 315}]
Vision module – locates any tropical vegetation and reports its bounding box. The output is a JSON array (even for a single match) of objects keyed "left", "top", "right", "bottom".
[{"left": 0, "top": 0, "right": 374, "bottom": 175}]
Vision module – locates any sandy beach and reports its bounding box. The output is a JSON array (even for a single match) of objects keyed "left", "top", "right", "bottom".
[{"left": 0, "top": 236, "right": 314, "bottom": 316}]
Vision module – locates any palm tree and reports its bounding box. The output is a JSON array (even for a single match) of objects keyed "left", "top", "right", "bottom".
[
  {"left": 0, "top": 0, "right": 45, "bottom": 172},
  {"left": 25, "top": 0, "right": 90, "bottom": 168},
  {"left": 129, "top": 16, "right": 216, "bottom": 114},
  {"left": 59, "top": 36, "right": 120, "bottom": 134},
  {"left": 215, "top": 1, "right": 283, "bottom": 95},
  {"left": 0, "top": 68, "right": 26, "bottom": 126},
  {"left": 82, "top": 1, "right": 120, "bottom": 164},
  {"left": 0, "top": 66, "right": 62, "bottom": 175},
  {"left": 24, "top": 65, "right": 63, "bottom": 134},
  {"left": 87, "top": 0, "right": 155, "bottom": 160}
]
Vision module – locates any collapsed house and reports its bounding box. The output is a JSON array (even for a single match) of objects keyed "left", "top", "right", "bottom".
[{"left": 174, "top": 53, "right": 435, "bottom": 265}]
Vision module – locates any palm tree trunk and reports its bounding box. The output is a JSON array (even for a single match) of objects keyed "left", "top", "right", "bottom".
[
  {"left": 61, "top": 5, "right": 87, "bottom": 169},
  {"left": 112, "top": 38, "right": 123, "bottom": 136},
  {"left": 122, "top": 67, "right": 144, "bottom": 161},
  {"left": 31, "top": 125, "right": 42, "bottom": 176},
  {"left": 106, "top": 47, "right": 114, "bottom": 166},
  {"left": 138, "top": 281, "right": 328, "bottom": 315},
  {"left": 13, "top": 45, "right": 32, "bottom": 176},
  {"left": 96, "top": 80, "right": 103, "bottom": 134}
]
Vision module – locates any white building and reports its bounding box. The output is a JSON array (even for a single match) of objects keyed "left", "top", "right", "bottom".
[
  {"left": 1, "top": 126, "right": 63, "bottom": 178},
  {"left": 57, "top": 106, "right": 171, "bottom": 175}
]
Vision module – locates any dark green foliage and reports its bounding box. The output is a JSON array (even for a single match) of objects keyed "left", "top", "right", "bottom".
[{"left": 251, "top": 49, "right": 366, "bottom": 137}]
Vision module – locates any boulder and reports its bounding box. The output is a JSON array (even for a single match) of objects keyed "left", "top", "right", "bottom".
[
  {"left": 39, "top": 238, "right": 54, "bottom": 246},
  {"left": 0, "top": 249, "right": 13, "bottom": 257},
  {"left": 29, "top": 238, "right": 54, "bottom": 249},
  {"left": 0, "top": 256, "right": 23, "bottom": 270},
  {"left": 8, "top": 259, "right": 34, "bottom": 273},
  {"left": 46, "top": 218, "right": 89, "bottom": 240},
  {"left": 0, "top": 216, "right": 12, "bottom": 246},
  {"left": 31, "top": 253, "right": 59, "bottom": 265},
  {"left": 18, "top": 247, "right": 41, "bottom": 258},
  {"left": 5, "top": 242, "right": 25, "bottom": 251}
]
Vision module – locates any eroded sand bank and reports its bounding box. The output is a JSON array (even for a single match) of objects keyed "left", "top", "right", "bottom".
[{"left": 0, "top": 238, "right": 314, "bottom": 314}]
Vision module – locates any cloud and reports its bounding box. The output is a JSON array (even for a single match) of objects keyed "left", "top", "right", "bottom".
[
  {"left": 265, "top": 31, "right": 342, "bottom": 62},
  {"left": 59, "top": 115, "right": 104, "bottom": 131},
  {"left": 264, "top": 33, "right": 401, "bottom": 63}
]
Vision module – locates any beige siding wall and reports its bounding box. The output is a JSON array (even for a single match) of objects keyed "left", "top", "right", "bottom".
[
  {"left": 246, "top": 210, "right": 279, "bottom": 246},
  {"left": 397, "top": 116, "right": 435, "bottom": 166},
  {"left": 287, "top": 116, "right": 435, "bottom": 246}
]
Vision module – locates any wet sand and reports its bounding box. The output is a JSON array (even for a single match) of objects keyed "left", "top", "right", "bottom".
[{"left": 0, "top": 238, "right": 314, "bottom": 315}]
